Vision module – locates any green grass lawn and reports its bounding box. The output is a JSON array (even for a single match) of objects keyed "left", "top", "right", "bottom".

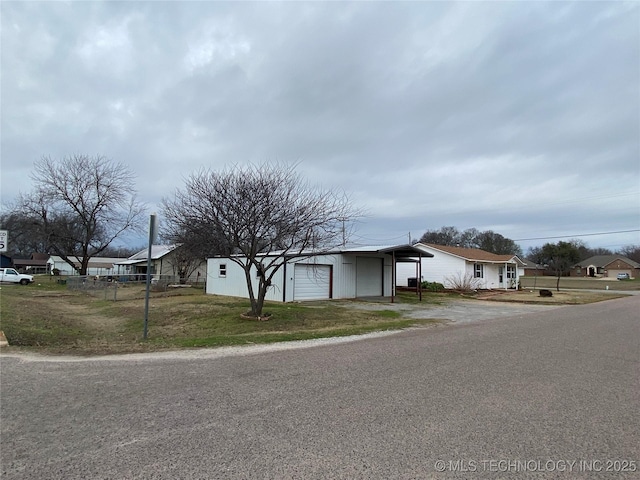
[{"left": 0, "top": 279, "right": 440, "bottom": 355}]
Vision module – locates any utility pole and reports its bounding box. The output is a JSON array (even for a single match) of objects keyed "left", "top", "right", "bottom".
[
  {"left": 342, "top": 218, "right": 346, "bottom": 247},
  {"left": 143, "top": 213, "right": 158, "bottom": 340}
]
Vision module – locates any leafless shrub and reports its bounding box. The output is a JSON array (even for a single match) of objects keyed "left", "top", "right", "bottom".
[{"left": 443, "top": 272, "right": 483, "bottom": 292}]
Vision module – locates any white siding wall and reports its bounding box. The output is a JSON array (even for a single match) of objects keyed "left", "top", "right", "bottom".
[
  {"left": 206, "top": 258, "right": 285, "bottom": 301},
  {"left": 47, "top": 256, "right": 123, "bottom": 276},
  {"left": 474, "top": 264, "right": 494, "bottom": 289},
  {"left": 284, "top": 253, "right": 392, "bottom": 300},
  {"left": 356, "top": 256, "right": 383, "bottom": 296},
  {"left": 207, "top": 252, "right": 393, "bottom": 302},
  {"left": 396, "top": 247, "right": 520, "bottom": 289},
  {"left": 395, "top": 261, "right": 421, "bottom": 287},
  {"left": 396, "top": 251, "right": 466, "bottom": 287},
  {"left": 396, "top": 247, "right": 519, "bottom": 290},
  {"left": 335, "top": 255, "right": 357, "bottom": 299}
]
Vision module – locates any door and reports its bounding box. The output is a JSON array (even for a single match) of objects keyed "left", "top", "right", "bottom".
[
  {"left": 356, "top": 257, "right": 383, "bottom": 297},
  {"left": 293, "top": 264, "right": 331, "bottom": 300}
]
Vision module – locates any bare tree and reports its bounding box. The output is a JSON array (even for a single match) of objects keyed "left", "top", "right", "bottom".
[
  {"left": 458, "top": 227, "right": 479, "bottom": 249},
  {"left": 163, "top": 246, "right": 204, "bottom": 284},
  {"left": 162, "top": 163, "right": 359, "bottom": 317},
  {"left": 16, "top": 154, "right": 145, "bottom": 275},
  {"left": 0, "top": 209, "right": 49, "bottom": 257},
  {"left": 618, "top": 245, "right": 640, "bottom": 263},
  {"left": 161, "top": 210, "right": 234, "bottom": 285}
]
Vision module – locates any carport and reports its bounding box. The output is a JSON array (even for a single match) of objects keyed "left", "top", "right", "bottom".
[{"left": 338, "top": 245, "right": 433, "bottom": 302}]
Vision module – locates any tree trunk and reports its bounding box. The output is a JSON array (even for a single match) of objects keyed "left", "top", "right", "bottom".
[
  {"left": 243, "top": 267, "right": 260, "bottom": 317},
  {"left": 253, "top": 280, "right": 268, "bottom": 318},
  {"left": 254, "top": 297, "right": 265, "bottom": 318}
]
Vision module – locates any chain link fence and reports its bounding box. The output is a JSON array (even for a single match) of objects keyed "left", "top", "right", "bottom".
[{"left": 64, "top": 274, "right": 201, "bottom": 300}]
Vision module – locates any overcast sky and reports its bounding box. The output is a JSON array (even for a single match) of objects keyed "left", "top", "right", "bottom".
[{"left": 1, "top": 1, "right": 638, "bottom": 253}]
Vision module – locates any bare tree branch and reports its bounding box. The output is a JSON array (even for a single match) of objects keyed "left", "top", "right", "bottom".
[
  {"left": 162, "top": 163, "right": 360, "bottom": 317},
  {"left": 13, "top": 154, "right": 146, "bottom": 274}
]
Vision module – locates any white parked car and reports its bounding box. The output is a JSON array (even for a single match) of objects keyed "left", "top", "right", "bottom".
[{"left": 0, "top": 268, "right": 34, "bottom": 285}]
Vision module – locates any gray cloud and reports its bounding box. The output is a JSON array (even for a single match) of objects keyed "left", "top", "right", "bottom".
[{"left": 1, "top": 1, "right": 638, "bottom": 252}]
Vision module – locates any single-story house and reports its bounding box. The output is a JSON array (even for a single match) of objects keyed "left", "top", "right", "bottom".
[
  {"left": 206, "top": 245, "right": 432, "bottom": 302},
  {"left": 520, "top": 258, "right": 549, "bottom": 277},
  {"left": 572, "top": 255, "right": 639, "bottom": 279},
  {"left": 12, "top": 253, "right": 50, "bottom": 274},
  {"left": 115, "top": 245, "right": 207, "bottom": 283},
  {"left": 48, "top": 255, "right": 128, "bottom": 276},
  {"left": 396, "top": 243, "right": 524, "bottom": 290}
]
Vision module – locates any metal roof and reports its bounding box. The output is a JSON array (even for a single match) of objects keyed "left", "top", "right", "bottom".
[
  {"left": 116, "top": 245, "right": 179, "bottom": 264},
  {"left": 211, "top": 244, "right": 434, "bottom": 260},
  {"left": 340, "top": 244, "right": 434, "bottom": 258}
]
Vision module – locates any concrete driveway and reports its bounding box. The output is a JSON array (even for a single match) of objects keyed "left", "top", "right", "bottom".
[{"left": 335, "top": 297, "right": 563, "bottom": 324}]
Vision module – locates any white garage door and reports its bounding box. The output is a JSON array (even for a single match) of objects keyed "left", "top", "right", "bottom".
[
  {"left": 356, "top": 257, "right": 383, "bottom": 297},
  {"left": 294, "top": 264, "right": 331, "bottom": 300}
]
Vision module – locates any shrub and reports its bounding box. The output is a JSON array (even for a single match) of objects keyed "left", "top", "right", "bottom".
[{"left": 421, "top": 281, "right": 445, "bottom": 292}]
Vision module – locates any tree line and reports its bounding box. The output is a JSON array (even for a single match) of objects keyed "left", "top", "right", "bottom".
[
  {"left": 2, "top": 154, "right": 637, "bottom": 316},
  {"left": 417, "top": 226, "right": 523, "bottom": 256},
  {"left": 417, "top": 226, "right": 640, "bottom": 264}
]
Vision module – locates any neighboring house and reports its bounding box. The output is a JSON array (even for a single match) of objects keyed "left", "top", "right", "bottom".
[
  {"left": 115, "top": 245, "right": 207, "bottom": 283},
  {"left": 572, "top": 255, "right": 639, "bottom": 279},
  {"left": 396, "top": 243, "right": 524, "bottom": 290},
  {"left": 520, "top": 258, "right": 549, "bottom": 277},
  {"left": 13, "top": 253, "right": 50, "bottom": 274},
  {"left": 206, "top": 245, "right": 432, "bottom": 302},
  {"left": 48, "top": 255, "right": 128, "bottom": 276}
]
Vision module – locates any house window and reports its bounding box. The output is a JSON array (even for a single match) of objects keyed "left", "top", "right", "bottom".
[
  {"left": 474, "top": 264, "right": 484, "bottom": 278},
  {"left": 506, "top": 265, "right": 516, "bottom": 279},
  {"left": 219, "top": 264, "right": 227, "bottom": 278}
]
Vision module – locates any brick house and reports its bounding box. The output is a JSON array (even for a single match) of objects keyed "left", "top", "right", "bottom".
[{"left": 572, "top": 255, "right": 639, "bottom": 279}]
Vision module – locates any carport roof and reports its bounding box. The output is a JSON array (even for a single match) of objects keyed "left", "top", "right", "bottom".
[{"left": 341, "top": 245, "right": 434, "bottom": 259}]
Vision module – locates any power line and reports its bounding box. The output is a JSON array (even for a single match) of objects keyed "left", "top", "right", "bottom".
[
  {"left": 351, "top": 233, "right": 409, "bottom": 243},
  {"left": 513, "top": 229, "right": 640, "bottom": 242}
]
